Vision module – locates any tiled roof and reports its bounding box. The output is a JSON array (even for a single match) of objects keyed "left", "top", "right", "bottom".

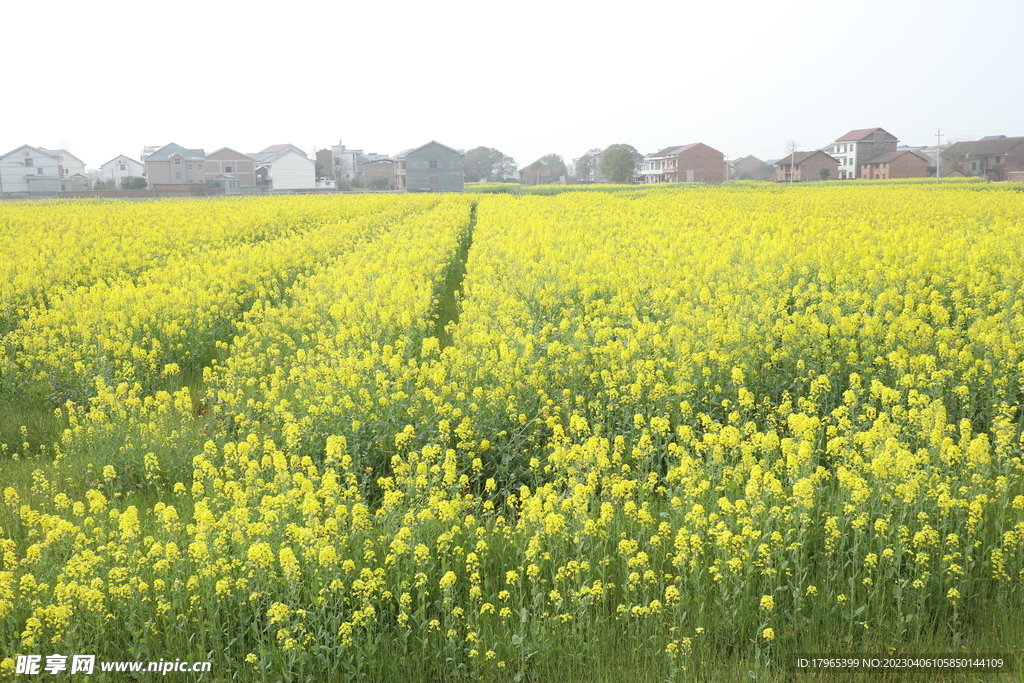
[
  {"left": 145, "top": 143, "right": 205, "bottom": 160},
  {"left": 945, "top": 137, "right": 1024, "bottom": 156},
  {"left": 835, "top": 127, "right": 896, "bottom": 142},
  {"left": 393, "top": 141, "right": 464, "bottom": 159},
  {"left": 777, "top": 151, "right": 835, "bottom": 166},
  {"left": 860, "top": 150, "right": 930, "bottom": 165}
]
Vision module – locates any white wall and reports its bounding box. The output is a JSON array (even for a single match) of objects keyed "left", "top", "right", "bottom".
[
  {"left": 0, "top": 147, "right": 59, "bottom": 193},
  {"left": 101, "top": 156, "right": 145, "bottom": 181},
  {"left": 267, "top": 150, "right": 315, "bottom": 189}
]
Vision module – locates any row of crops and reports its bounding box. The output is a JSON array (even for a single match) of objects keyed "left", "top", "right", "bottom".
[{"left": 2, "top": 184, "right": 1023, "bottom": 680}]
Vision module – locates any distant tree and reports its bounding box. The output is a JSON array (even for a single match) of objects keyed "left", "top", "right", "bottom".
[
  {"left": 819, "top": 168, "right": 831, "bottom": 181},
  {"left": 537, "top": 154, "right": 567, "bottom": 181},
  {"left": 603, "top": 143, "right": 642, "bottom": 165},
  {"left": 600, "top": 146, "right": 637, "bottom": 183},
  {"left": 464, "top": 147, "right": 518, "bottom": 182},
  {"left": 120, "top": 176, "right": 147, "bottom": 190},
  {"left": 574, "top": 148, "right": 602, "bottom": 182}
]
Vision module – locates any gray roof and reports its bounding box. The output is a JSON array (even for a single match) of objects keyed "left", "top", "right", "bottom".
[
  {"left": 100, "top": 154, "right": 143, "bottom": 167},
  {"left": 861, "top": 149, "right": 930, "bottom": 165},
  {"left": 40, "top": 148, "right": 84, "bottom": 164},
  {"left": 945, "top": 137, "right": 1024, "bottom": 157},
  {"left": 145, "top": 143, "right": 205, "bottom": 160},
  {"left": 777, "top": 150, "right": 838, "bottom": 166},
  {"left": 392, "top": 141, "right": 463, "bottom": 159},
  {"left": 649, "top": 146, "right": 682, "bottom": 158}
]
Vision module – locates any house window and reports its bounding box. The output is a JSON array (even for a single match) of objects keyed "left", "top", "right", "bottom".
[
  {"left": 176, "top": 172, "right": 182, "bottom": 179},
  {"left": 226, "top": 166, "right": 232, "bottom": 173},
  {"left": 120, "top": 164, "right": 126, "bottom": 171},
  {"left": 188, "top": 165, "right": 193, "bottom": 170},
  {"left": 429, "top": 160, "right": 438, "bottom": 169},
  {"left": 175, "top": 158, "right": 181, "bottom": 165},
  {"left": 25, "top": 158, "right": 33, "bottom": 166},
  {"left": 971, "top": 161, "right": 978, "bottom": 171},
  {"left": 996, "top": 156, "right": 1002, "bottom": 164},
  {"left": 429, "top": 176, "right": 439, "bottom": 185},
  {"left": 38, "top": 167, "right": 44, "bottom": 174},
  {"left": 198, "top": 164, "right": 203, "bottom": 170}
]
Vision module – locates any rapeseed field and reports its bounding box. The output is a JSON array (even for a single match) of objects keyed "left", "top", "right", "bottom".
[{"left": 1, "top": 183, "right": 1022, "bottom": 681}]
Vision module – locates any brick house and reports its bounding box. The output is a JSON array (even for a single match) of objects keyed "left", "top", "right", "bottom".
[
  {"left": 830, "top": 128, "right": 898, "bottom": 179},
  {"left": 639, "top": 143, "right": 724, "bottom": 184},
  {"left": 519, "top": 164, "right": 554, "bottom": 186},
  {"left": 393, "top": 141, "right": 464, "bottom": 192},
  {"left": 732, "top": 155, "right": 773, "bottom": 180},
  {"left": 859, "top": 149, "right": 930, "bottom": 179},
  {"left": 773, "top": 151, "right": 840, "bottom": 182},
  {"left": 942, "top": 137, "right": 1024, "bottom": 181},
  {"left": 205, "top": 148, "right": 257, "bottom": 189},
  {"left": 144, "top": 143, "right": 206, "bottom": 184},
  {"left": 315, "top": 148, "right": 333, "bottom": 178},
  {"left": 362, "top": 158, "right": 396, "bottom": 190}
]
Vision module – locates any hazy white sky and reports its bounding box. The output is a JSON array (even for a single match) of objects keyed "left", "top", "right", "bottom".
[{"left": 4, "top": 0, "right": 1022, "bottom": 170}]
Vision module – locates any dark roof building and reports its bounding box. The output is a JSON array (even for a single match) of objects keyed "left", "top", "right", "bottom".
[
  {"left": 394, "top": 141, "right": 464, "bottom": 192},
  {"left": 830, "top": 128, "right": 898, "bottom": 179},
  {"left": 773, "top": 151, "right": 839, "bottom": 182},
  {"left": 859, "top": 149, "right": 930, "bottom": 180},
  {"left": 943, "top": 137, "right": 1024, "bottom": 181}
]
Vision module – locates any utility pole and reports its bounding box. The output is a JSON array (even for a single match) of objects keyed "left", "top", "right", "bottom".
[
  {"left": 936, "top": 129, "right": 941, "bottom": 183},
  {"left": 789, "top": 140, "right": 798, "bottom": 183}
]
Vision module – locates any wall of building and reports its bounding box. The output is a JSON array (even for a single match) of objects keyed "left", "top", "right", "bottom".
[
  {"left": 0, "top": 148, "right": 60, "bottom": 193},
  {"left": 798, "top": 154, "right": 839, "bottom": 181},
  {"left": 362, "top": 160, "right": 396, "bottom": 189},
  {"left": 404, "top": 142, "right": 464, "bottom": 192},
  {"left": 102, "top": 157, "right": 145, "bottom": 182},
  {"left": 264, "top": 151, "right": 315, "bottom": 190},
  {"left": 205, "top": 151, "right": 256, "bottom": 188},
  {"left": 888, "top": 154, "right": 928, "bottom": 179},
  {"left": 676, "top": 145, "right": 725, "bottom": 184}
]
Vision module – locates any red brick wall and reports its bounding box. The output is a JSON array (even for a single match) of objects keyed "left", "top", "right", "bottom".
[
  {"left": 362, "top": 161, "right": 396, "bottom": 189},
  {"left": 799, "top": 154, "right": 839, "bottom": 181},
  {"left": 205, "top": 150, "right": 256, "bottom": 187},
  {"left": 675, "top": 144, "right": 724, "bottom": 184},
  {"left": 888, "top": 154, "right": 928, "bottom": 179}
]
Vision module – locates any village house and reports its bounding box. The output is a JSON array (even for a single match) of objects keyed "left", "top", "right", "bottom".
[
  {"left": 361, "top": 158, "right": 396, "bottom": 190},
  {"left": 942, "top": 137, "right": 1024, "bottom": 182},
  {"left": 519, "top": 163, "right": 554, "bottom": 186},
  {"left": 773, "top": 151, "right": 840, "bottom": 182},
  {"left": 731, "top": 155, "right": 774, "bottom": 180},
  {"left": 249, "top": 144, "right": 316, "bottom": 190},
  {"left": 144, "top": 143, "right": 206, "bottom": 185},
  {"left": 100, "top": 155, "right": 145, "bottom": 183},
  {"left": 204, "top": 148, "right": 257, "bottom": 190},
  {"left": 859, "top": 149, "right": 930, "bottom": 180},
  {"left": 639, "top": 143, "right": 724, "bottom": 184},
  {"left": 393, "top": 141, "right": 464, "bottom": 192},
  {"left": 830, "top": 128, "right": 898, "bottom": 179},
  {"left": 0, "top": 145, "right": 91, "bottom": 196}
]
